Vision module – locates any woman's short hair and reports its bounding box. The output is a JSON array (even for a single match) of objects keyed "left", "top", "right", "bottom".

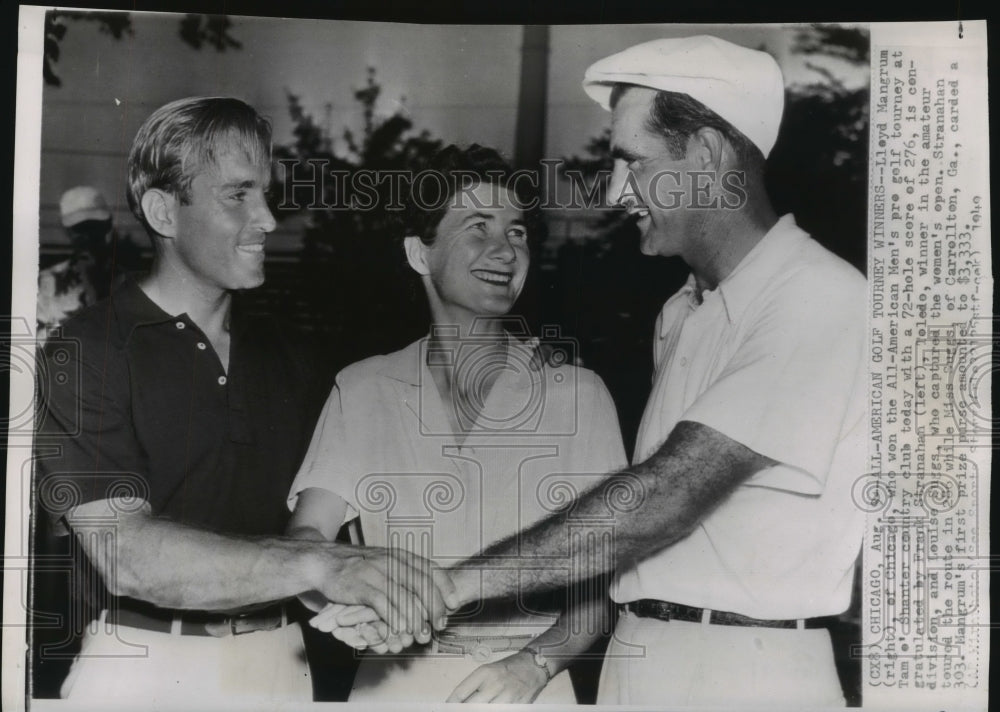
[
  {"left": 126, "top": 97, "right": 272, "bottom": 234},
  {"left": 401, "top": 144, "right": 539, "bottom": 245}
]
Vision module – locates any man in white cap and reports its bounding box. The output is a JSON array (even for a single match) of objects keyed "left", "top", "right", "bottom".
[
  {"left": 36, "top": 186, "right": 113, "bottom": 341},
  {"left": 411, "top": 35, "right": 865, "bottom": 707}
]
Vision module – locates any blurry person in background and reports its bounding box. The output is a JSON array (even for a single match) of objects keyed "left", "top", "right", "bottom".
[
  {"left": 288, "top": 144, "right": 627, "bottom": 704},
  {"left": 37, "top": 185, "right": 143, "bottom": 341},
  {"left": 37, "top": 186, "right": 108, "bottom": 341}
]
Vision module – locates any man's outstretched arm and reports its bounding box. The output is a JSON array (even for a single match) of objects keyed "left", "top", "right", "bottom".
[
  {"left": 449, "top": 420, "right": 775, "bottom": 606},
  {"left": 66, "top": 497, "right": 456, "bottom": 636}
]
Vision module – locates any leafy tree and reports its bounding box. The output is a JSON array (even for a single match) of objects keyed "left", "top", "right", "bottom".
[
  {"left": 44, "top": 11, "right": 242, "bottom": 86},
  {"left": 43, "top": 11, "right": 132, "bottom": 87},
  {"left": 769, "top": 25, "right": 869, "bottom": 272},
  {"left": 270, "top": 69, "right": 443, "bottom": 370},
  {"left": 178, "top": 14, "right": 242, "bottom": 51}
]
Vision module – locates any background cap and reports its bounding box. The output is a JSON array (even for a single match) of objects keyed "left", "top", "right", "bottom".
[
  {"left": 59, "top": 186, "right": 111, "bottom": 227},
  {"left": 583, "top": 35, "right": 785, "bottom": 157}
]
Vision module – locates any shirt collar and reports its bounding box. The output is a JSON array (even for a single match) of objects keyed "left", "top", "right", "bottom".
[
  {"left": 711, "top": 214, "right": 807, "bottom": 325},
  {"left": 378, "top": 338, "right": 425, "bottom": 386},
  {"left": 110, "top": 274, "right": 249, "bottom": 342},
  {"left": 110, "top": 276, "right": 175, "bottom": 341},
  {"left": 378, "top": 333, "right": 542, "bottom": 392},
  {"left": 657, "top": 273, "right": 700, "bottom": 339}
]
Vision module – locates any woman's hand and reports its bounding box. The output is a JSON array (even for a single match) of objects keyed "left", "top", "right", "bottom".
[
  {"left": 308, "top": 603, "right": 414, "bottom": 653},
  {"left": 446, "top": 649, "right": 550, "bottom": 703}
]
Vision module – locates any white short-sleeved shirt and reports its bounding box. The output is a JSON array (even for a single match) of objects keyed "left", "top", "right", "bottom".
[
  {"left": 289, "top": 336, "right": 627, "bottom": 635},
  {"left": 612, "top": 215, "right": 867, "bottom": 619}
]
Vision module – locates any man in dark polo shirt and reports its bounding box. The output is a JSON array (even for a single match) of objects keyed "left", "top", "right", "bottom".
[{"left": 35, "top": 97, "right": 455, "bottom": 704}]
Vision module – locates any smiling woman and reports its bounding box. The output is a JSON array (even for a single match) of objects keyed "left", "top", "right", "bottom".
[
  {"left": 402, "top": 149, "right": 533, "bottom": 435},
  {"left": 285, "top": 145, "right": 627, "bottom": 704},
  {"left": 406, "top": 180, "right": 529, "bottom": 329}
]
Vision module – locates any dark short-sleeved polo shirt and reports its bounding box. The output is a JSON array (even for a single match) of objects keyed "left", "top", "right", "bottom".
[{"left": 36, "top": 277, "right": 328, "bottom": 537}]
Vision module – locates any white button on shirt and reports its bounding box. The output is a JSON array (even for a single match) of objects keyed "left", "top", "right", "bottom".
[{"left": 614, "top": 215, "right": 868, "bottom": 619}]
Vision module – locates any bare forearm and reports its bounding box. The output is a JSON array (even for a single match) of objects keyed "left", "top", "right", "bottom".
[
  {"left": 71, "top": 494, "right": 455, "bottom": 636},
  {"left": 451, "top": 465, "right": 691, "bottom": 603},
  {"left": 103, "top": 514, "right": 326, "bottom": 610},
  {"left": 453, "top": 421, "right": 773, "bottom": 604},
  {"left": 449, "top": 474, "right": 644, "bottom": 605}
]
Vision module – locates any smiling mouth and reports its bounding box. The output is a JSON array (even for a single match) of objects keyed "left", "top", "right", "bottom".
[{"left": 471, "top": 269, "right": 513, "bottom": 286}]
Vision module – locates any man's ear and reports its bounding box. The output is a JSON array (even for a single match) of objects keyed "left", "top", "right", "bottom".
[
  {"left": 140, "top": 189, "right": 178, "bottom": 238},
  {"left": 690, "top": 127, "right": 727, "bottom": 172},
  {"left": 403, "top": 235, "right": 431, "bottom": 276}
]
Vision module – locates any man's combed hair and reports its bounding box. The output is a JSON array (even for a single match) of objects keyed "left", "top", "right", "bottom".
[
  {"left": 401, "top": 144, "right": 539, "bottom": 245},
  {"left": 610, "top": 84, "right": 766, "bottom": 177},
  {"left": 126, "top": 97, "right": 272, "bottom": 234}
]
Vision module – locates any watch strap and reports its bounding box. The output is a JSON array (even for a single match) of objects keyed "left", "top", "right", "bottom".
[{"left": 522, "top": 645, "right": 553, "bottom": 680}]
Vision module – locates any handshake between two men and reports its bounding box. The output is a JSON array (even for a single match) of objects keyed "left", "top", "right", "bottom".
[{"left": 300, "top": 542, "right": 464, "bottom": 654}]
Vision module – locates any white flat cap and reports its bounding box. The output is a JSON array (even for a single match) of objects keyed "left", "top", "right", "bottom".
[{"left": 583, "top": 35, "right": 785, "bottom": 157}]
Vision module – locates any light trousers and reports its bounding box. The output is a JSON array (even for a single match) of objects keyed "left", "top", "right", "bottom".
[
  {"left": 60, "top": 610, "right": 312, "bottom": 707},
  {"left": 597, "top": 610, "right": 846, "bottom": 708}
]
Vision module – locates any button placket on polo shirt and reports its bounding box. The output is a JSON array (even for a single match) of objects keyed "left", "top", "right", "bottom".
[
  {"left": 182, "top": 316, "right": 250, "bottom": 444},
  {"left": 177, "top": 316, "right": 230, "bottom": 392}
]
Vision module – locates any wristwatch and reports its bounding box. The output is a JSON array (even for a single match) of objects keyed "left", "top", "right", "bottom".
[{"left": 522, "top": 646, "right": 553, "bottom": 681}]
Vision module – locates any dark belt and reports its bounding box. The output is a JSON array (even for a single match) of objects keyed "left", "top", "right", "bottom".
[
  {"left": 619, "top": 599, "right": 832, "bottom": 630},
  {"left": 106, "top": 598, "right": 287, "bottom": 637}
]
